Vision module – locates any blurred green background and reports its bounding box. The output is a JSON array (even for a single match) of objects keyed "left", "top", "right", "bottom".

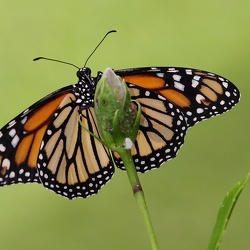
[{"left": 0, "top": 0, "right": 249, "bottom": 249}]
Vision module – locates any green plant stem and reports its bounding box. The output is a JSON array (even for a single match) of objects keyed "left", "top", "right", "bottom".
[{"left": 118, "top": 149, "right": 160, "bottom": 250}]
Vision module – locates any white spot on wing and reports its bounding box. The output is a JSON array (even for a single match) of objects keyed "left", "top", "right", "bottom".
[
  {"left": 21, "top": 116, "right": 27, "bottom": 124},
  {"left": 25, "top": 172, "right": 30, "bottom": 177},
  {"left": 8, "top": 120, "right": 16, "bottom": 128},
  {"left": 192, "top": 79, "right": 199, "bottom": 88},
  {"left": 11, "top": 135, "right": 20, "bottom": 148},
  {"left": 167, "top": 68, "right": 178, "bottom": 72},
  {"left": 174, "top": 82, "right": 185, "bottom": 91},
  {"left": 0, "top": 144, "right": 6, "bottom": 152},
  {"left": 193, "top": 75, "right": 201, "bottom": 81},
  {"left": 158, "top": 95, "right": 166, "bottom": 100},
  {"left": 222, "top": 81, "right": 228, "bottom": 88},
  {"left": 196, "top": 94, "right": 205, "bottom": 104},
  {"left": 9, "top": 171, "right": 15, "bottom": 178},
  {"left": 185, "top": 69, "right": 192, "bottom": 75},
  {"left": 2, "top": 158, "right": 10, "bottom": 169},
  {"left": 197, "top": 108, "right": 204, "bottom": 114},
  {"left": 156, "top": 73, "right": 164, "bottom": 78},
  {"left": 23, "top": 109, "right": 29, "bottom": 115},
  {"left": 9, "top": 129, "right": 16, "bottom": 137},
  {"left": 173, "top": 74, "right": 181, "bottom": 81}
]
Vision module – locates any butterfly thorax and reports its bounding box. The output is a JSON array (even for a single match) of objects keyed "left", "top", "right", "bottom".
[{"left": 73, "top": 67, "right": 102, "bottom": 109}]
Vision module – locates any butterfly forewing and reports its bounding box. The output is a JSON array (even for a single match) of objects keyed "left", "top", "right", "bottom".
[
  {"left": 116, "top": 67, "right": 240, "bottom": 127},
  {"left": 38, "top": 93, "right": 114, "bottom": 199},
  {"left": 0, "top": 87, "right": 71, "bottom": 186}
]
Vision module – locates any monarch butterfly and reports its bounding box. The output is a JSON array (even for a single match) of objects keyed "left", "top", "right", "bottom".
[{"left": 0, "top": 63, "right": 240, "bottom": 199}]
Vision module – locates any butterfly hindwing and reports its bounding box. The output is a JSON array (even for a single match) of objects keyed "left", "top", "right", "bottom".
[
  {"left": 113, "top": 84, "right": 188, "bottom": 172},
  {"left": 37, "top": 93, "right": 114, "bottom": 199}
]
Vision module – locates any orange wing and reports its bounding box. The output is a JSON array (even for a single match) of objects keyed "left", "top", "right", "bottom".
[{"left": 0, "top": 87, "right": 71, "bottom": 186}]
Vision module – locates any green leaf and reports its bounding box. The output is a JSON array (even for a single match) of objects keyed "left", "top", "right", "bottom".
[{"left": 207, "top": 172, "right": 250, "bottom": 250}]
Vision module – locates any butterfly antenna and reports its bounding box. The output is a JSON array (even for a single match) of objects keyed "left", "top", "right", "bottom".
[
  {"left": 34, "top": 30, "right": 116, "bottom": 68},
  {"left": 33, "top": 57, "right": 80, "bottom": 69},
  {"left": 83, "top": 30, "right": 117, "bottom": 67}
]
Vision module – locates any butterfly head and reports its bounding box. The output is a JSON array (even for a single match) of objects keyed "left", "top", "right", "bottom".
[{"left": 73, "top": 67, "right": 99, "bottom": 108}]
